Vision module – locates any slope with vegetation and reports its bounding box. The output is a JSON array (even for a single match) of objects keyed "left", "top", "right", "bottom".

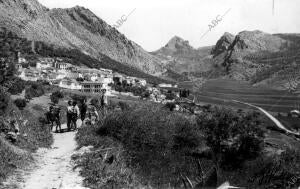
[
  {"left": 0, "top": 0, "right": 165, "bottom": 75},
  {"left": 0, "top": 30, "right": 53, "bottom": 183},
  {"left": 74, "top": 99, "right": 300, "bottom": 188},
  {"left": 0, "top": 26, "right": 172, "bottom": 85}
]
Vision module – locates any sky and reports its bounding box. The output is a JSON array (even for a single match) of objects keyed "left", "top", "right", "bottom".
[{"left": 38, "top": 0, "right": 300, "bottom": 52}]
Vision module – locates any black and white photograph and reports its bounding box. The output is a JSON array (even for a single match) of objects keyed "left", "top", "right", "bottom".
[{"left": 0, "top": 0, "right": 300, "bottom": 188}]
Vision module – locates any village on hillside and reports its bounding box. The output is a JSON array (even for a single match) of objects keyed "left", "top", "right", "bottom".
[{"left": 15, "top": 52, "right": 188, "bottom": 104}]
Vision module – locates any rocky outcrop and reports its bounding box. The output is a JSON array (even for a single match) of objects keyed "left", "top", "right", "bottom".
[
  {"left": 162, "top": 36, "right": 194, "bottom": 54},
  {"left": 211, "top": 32, "right": 235, "bottom": 57},
  {"left": 234, "top": 30, "right": 286, "bottom": 52},
  {"left": 212, "top": 30, "right": 287, "bottom": 58},
  {"left": 151, "top": 36, "right": 213, "bottom": 75},
  {"left": 0, "top": 0, "right": 164, "bottom": 75}
]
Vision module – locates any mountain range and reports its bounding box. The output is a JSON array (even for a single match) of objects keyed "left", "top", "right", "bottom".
[
  {"left": 1, "top": 0, "right": 300, "bottom": 89},
  {"left": 154, "top": 31, "right": 300, "bottom": 90},
  {"left": 0, "top": 0, "right": 164, "bottom": 75}
]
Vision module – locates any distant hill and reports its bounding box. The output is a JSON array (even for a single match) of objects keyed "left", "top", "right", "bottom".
[
  {"left": 151, "top": 36, "right": 214, "bottom": 76},
  {"left": 0, "top": 0, "right": 165, "bottom": 75},
  {"left": 154, "top": 31, "right": 300, "bottom": 90},
  {"left": 211, "top": 31, "right": 300, "bottom": 90}
]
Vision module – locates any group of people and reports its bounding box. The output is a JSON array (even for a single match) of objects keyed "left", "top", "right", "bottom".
[{"left": 46, "top": 89, "right": 108, "bottom": 133}]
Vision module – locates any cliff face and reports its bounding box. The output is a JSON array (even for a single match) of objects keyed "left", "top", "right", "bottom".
[
  {"left": 0, "top": 0, "right": 164, "bottom": 75},
  {"left": 210, "top": 30, "right": 300, "bottom": 85},
  {"left": 211, "top": 30, "right": 287, "bottom": 58},
  {"left": 211, "top": 32, "right": 235, "bottom": 57}
]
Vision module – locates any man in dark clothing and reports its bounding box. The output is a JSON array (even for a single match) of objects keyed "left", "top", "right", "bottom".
[
  {"left": 53, "top": 105, "right": 61, "bottom": 133},
  {"left": 47, "top": 106, "right": 55, "bottom": 132},
  {"left": 47, "top": 105, "right": 61, "bottom": 133},
  {"left": 80, "top": 99, "right": 87, "bottom": 122}
]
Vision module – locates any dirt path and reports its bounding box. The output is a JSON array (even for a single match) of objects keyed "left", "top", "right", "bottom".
[{"left": 2, "top": 123, "right": 89, "bottom": 189}]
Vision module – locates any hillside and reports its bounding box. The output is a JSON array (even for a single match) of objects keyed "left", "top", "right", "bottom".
[
  {"left": 0, "top": 27, "right": 172, "bottom": 85},
  {"left": 0, "top": 0, "right": 165, "bottom": 75},
  {"left": 212, "top": 31, "right": 300, "bottom": 89}
]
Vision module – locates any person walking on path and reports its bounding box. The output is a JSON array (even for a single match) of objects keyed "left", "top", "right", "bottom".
[
  {"left": 47, "top": 106, "right": 56, "bottom": 132},
  {"left": 100, "top": 89, "right": 108, "bottom": 117},
  {"left": 80, "top": 99, "right": 87, "bottom": 122},
  {"left": 66, "top": 101, "right": 73, "bottom": 131},
  {"left": 53, "top": 105, "right": 61, "bottom": 133},
  {"left": 71, "top": 101, "right": 80, "bottom": 130}
]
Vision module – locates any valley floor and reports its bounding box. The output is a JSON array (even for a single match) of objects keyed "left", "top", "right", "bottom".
[{"left": 1, "top": 123, "right": 88, "bottom": 189}]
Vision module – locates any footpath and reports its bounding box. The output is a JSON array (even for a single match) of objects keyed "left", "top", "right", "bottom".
[{"left": 2, "top": 122, "right": 89, "bottom": 189}]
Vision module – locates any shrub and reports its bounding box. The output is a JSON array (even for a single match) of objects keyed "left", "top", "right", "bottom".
[
  {"left": 14, "top": 98, "right": 27, "bottom": 110},
  {"left": 25, "top": 83, "right": 45, "bottom": 100},
  {"left": 98, "top": 104, "right": 203, "bottom": 187},
  {"left": 90, "top": 98, "right": 100, "bottom": 108},
  {"left": 50, "top": 94, "right": 59, "bottom": 104},
  {"left": 7, "top": 78, "right": 26, "bottom": 95},
  {"left": 118, "top": 101, "right": 129, "bottom": 111},
  {"left": 196, "top": 106, "right": 265, "bottom": 172},
  {"left": 165, "top": 102, "right": 176, "bottom": 111},
  {"left": 165, "top": 92, "right": 176, "bottom": 100},
  {"left": 50, "top": 91, "right": 64, "bottom": 104},
  {"left": 0, "top": 90, "right": 10, "bottom": 116},
  {"left": 249, "top": 149, "right": 300, "bottom": 188}
]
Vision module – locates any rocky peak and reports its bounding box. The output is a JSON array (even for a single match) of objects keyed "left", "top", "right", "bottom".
[
  {"left": 164, "top": 36, "right": 193, "bottom": 51},
  {"left": 211, "top": 32, "right": 235, "bottom": 57},
  {"left": 234, "top": 30, "right": 286, "bottom": 52},
  {"left": 212, "top": 30, "right": 287, "bottom": 58}
]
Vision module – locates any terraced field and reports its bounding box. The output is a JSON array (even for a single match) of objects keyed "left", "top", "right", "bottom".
[{"left": 182, "top": 79, "right": 300, "bottom": 113}]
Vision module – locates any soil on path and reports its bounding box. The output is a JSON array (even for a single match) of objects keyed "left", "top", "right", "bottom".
[{"left": 2, "top": 123, "right": 89, "bottom": 189}]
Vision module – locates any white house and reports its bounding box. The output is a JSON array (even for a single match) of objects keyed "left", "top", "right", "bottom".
[
  {"left": 136, "top": 79, "right": 147, "bottom": 86},
  {"left": 36, "top": 62, "right": 52, "bottom": 70},
  {"left": 158, "top": 83, "right": 173, "bottom": 88},
  {"left": 59, "top": 79, "right": 82, "bottom": 90},
  {"left": 19, "top": 69, "right": 40, "bottom": 81}
]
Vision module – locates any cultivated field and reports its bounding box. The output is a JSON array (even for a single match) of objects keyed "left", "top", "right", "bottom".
[{"left": 183, "top": 79, "right": 300, "bottom": 113}]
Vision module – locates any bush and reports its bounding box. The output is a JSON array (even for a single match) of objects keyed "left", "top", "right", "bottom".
[
  {"left": 0, "top": 90, "right": 10, "bottom": 116},
  {"left": 50, "top": 91, "right": 64, "bottom": 104},
  {"left": 98, "top": 104, "right": 203, "bottom": 187},
  {"left": 165, "top": 102, "right": 176, "bottom": 111},
  {"left": 14, "top": 98, "right": 27, "bottom": 110},
  {"left": 196, "top": 106, "right": 265, "bottom": 171},
  {"left": 25, "top": 83, "right": 45, "bottom": 100},
  {"left": 249, "top": 149, "right": 300, "bottom": 188},
  {"left": 118, "top": 101, "right": 129, "bottom": 111},
  {"left": 90, "top": 98, "right": 100, "bottom": 108},
  {"left": 165, "top": 92, "right": 176, "bottom": 100},
  {"left": 6, "top": 78, "right": 26, "bottom": 95}
]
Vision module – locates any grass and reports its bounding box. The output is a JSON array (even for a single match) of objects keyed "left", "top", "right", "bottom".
[
  {"left": 0, "top": 92, "right": 53, "bottom": 183},
  {"left": 74, "top": 118, "right": 143, "bottom": 188},
  {"left": 74, "top": 100, "right": 300, "bottom": 189}
]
